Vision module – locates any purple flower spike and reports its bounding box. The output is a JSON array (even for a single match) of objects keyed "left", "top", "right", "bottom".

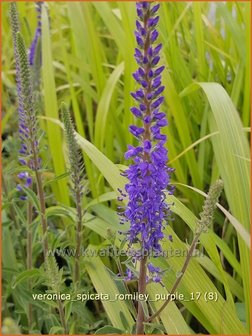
[
  {"left": 119, "top": 2, "right": 174, "bottom": 266},
  {"left": 29, "top": 2, "right": 43, "bottom": 66}
]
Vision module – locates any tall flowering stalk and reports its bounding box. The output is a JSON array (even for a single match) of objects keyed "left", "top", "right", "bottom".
[
  {"left": 29, "top": 2, "right": 43, "bottom": 66},
  {"left": 29, "top": 2, "right": 43, "bottom": 92},
  {"left": 120, "top": 2, "right": 173, "bottom": 333},
  {"left": 61, "top": 103, "right": 86, "bottom": 284},
  {"left": 46, "top": 256, "right": 68, "bottom": 333},
  {"left": 147, "top": 179, "right": 224, "bottom": 322},
  {"left": 10, "top": 3, "right": 48, "bottom": 259},
  {"left": 10, "top": 5, "right": 68, "bottom": 331}
]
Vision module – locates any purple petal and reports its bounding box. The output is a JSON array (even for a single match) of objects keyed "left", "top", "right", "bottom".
[
  {"left": 144, "top": 140, "right": 152, "bottom": 152},
  {"left": 156, "top": 119, "right": 168, "bottom": 127},
  {"left": 147, "top": 93, "right": 154, "bottom": 100},
  {"left": 148, "top": 16, "right": 159, "bottom": 28},
  {"left": 136, "top": 20, "right": 142, "bottom": 32},
  {"left": 135, "top": 33, "right": 144, "bottom": 47},
  {"left": 153, "top": 43, "right": 162, "bottom": 55},
  {"left": 148, "top": 263, "right": 161, "bottom": 273},
  {"left": 151, "top": 4, "right": 160, "bottom": 15},
  {"left": 150, "top": 30, "right": 158, "bottom": 42},
  {"left": 152, "top": 56, "right": 160, "bottom": 66},
  {"left": 138, "top": 67, "right": 145, "bottom": 77},
  {"left": 154, "top": 66, "right": 165, "bottom": 77},
  {"left": 134, "top": 48, "right": 142, "bottom": 59},
  {"left": 25, "top": 177, "right": 33, "bottom": 187},
  {"left": 144, "top": 115, "right": 151, "bottom": 124},
  {"left": 148, "top": 47, "right": 153, "bottom": 57},
  {"left": 141, "top": 80, "right": 148, "bottom": 88},
  {"left": 152, "top": 78, "right": 161, "bottom": 89},
  {"left": 133, "top": 71, "right": 142, "bottom": 83},
  {"left": 154, "top": 86, "right": 165, "bottom": 96},
  {"left": 151, "top": 97, "right": 164, "bottom": 109},
  {"left": 136, "top": 89, "right": 144, "bottom": 98},
  {"left": 148, "top": 69, "right": 154, "bottom": 78},
  {"left": 19, "top": 158, "right": 27, "bottom": 166},
  {"left": 129, "top": 125, "right": 144, "bottom": 137},
  {"left": 130, "top": 107, "right": 142, "bottom": 118},
  {"left": 143, "top": 56, "right": 148, "bottom": 64},
  {"left": 139, "top": 104, "right": 147, "bottom": 112},
  {"left": 137, "top": 8, "right": 144, "bottom": 20},
  {"left": 154, "top": 133, "right": 166, "bottom": 141},
  {"left": 18, "top": 172, "right": 28, "bottom": 179},
  {"left": 154, "top": 112, "right": 166, "bottom": 120},
  {"left": 125, "top": 145, "right": 143, "bottom": 159},
  {"left": 16, "top": 184, "right": 23, "bottom": 192},
  {"left": 153, "top": 276, "right": 161, "bottom": 283}
]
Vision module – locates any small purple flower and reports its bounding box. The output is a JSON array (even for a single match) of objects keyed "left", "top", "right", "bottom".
[
  {"left": 16, "top": 184, "right": 23, "bottom": 192},
  {"left": 148, "top": 263, "right": 161, "bottom": 273},
  {"left": 148, "top": 16, "right": 159, "bottom": 28},
  {"left": 154, "top": 66, "right": 165, "bottom": 76},
  {"left": 119, "top": 2, "right": 174, "bottom": 269},
  {"left": 153, "top": 276, "right": 161, "bottom": 283},
  {"left": 18, "top": 158, "right": 27, "bottom": 166},
  {"left": 25, "top": 176, "right": 33, "bottom": 187},
  {"left": 18, "top": 172, "right": 29, "bottom": 179},
  {"left": 151, "top": 4, "right": 160, "bottom": 15},
  {"left": 125, "top": 145, "right": 143, "bottom": 159},
  {"left": 129, "top": 125, "right": 145, "bottom": 138},
  {"left": 125, "top": 268, "right": 133, "bottom": 281},
  {"left": 17, "top": 171, "right": 33, "bottom": 199},
  {"left": 150, "top": 30, "right": 158, "bottom": 42},
  {"left": 130, "top": 107, "right": 142, "bottom": 118}
]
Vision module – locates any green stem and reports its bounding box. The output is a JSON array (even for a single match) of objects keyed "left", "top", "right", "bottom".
[
  {"left": 146, "top": 233, "right": 200, "bottom": 322},
  {"left": 74, "top": 189, "right": 83, "bottom": 283},
  {"left": 57, "top": 299, "right": 68, "bottom": 334},
  {"left": 27, "top": 201, "right": 33, "bottom": 333},
  {"left": 34, "top": 170, "right": 49, "bottom": 259},
  {"left": 135, "top": 8, "right": 151, "bottom": 334},
  {"left": 136, "top": 256, "right": 147, "bottom": 334}
]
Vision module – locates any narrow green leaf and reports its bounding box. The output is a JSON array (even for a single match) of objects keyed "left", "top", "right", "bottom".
[
  {"left": 84, "top": 247, "right": 134, "bottom": 330},
  {"left": 12, "top": 269, "right": 41, "bottom": 289},
  {"left": 41, "top": 6, "right": 69, "bottom": 205}
]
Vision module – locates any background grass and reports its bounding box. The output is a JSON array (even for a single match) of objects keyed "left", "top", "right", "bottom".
[{"left": 1, "top": 1, "right": 251, "bottom": 335}]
